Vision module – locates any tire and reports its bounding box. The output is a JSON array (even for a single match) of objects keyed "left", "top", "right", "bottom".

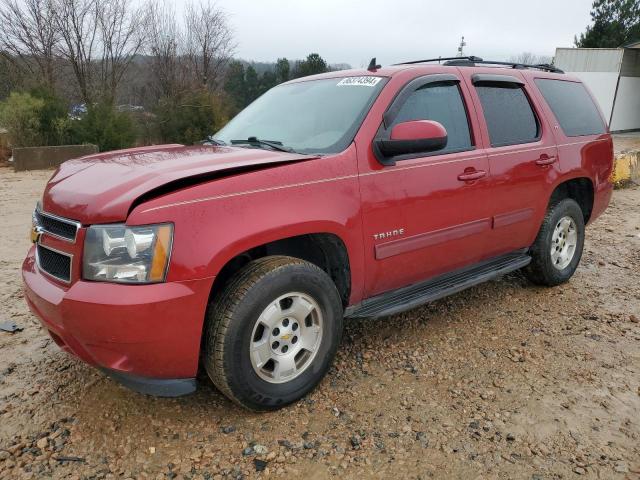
[
  {"left": 524, "top": 198, "right": 585, "bottom": 286},
  {"left": 203, "top": 256, "right": 343, "bottom": 411}
]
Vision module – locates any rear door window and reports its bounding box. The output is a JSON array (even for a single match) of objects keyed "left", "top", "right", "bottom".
[
  {"left": 393, "top": 82, "right": 472, "bottom": 153},
  {"left": 534, "top": 79, "right": 606, "bottom": 137},
  {"left": 475, "top": 84, "right": 539, "bottom": 147}
]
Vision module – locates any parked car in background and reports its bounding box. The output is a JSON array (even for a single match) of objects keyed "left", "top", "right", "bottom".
[{"left": 23, "top": 56, "right": 613, "bottom": 410}]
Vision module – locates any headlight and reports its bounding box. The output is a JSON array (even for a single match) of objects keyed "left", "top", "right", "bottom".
[{"left": 83, "top": 223, "right": 173, "bottom": 283}]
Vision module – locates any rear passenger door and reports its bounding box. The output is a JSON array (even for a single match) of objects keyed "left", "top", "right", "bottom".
[{"left": 460, "top": 70, "right": 560, "bottom": 257}]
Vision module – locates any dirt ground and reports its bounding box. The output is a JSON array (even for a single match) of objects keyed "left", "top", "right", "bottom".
[
  {"left": 612, "top": 133, "right": 640, "bottom": 154},
  {"left": 0, "top": 166, "right": 639, "bottom": 480}
]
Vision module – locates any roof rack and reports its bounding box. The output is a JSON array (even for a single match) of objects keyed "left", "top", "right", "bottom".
[
  {"left": 393, "top": 56, "right": 564, "bottom": 74},
  {"left": 393, "top": 56, "right": 483, "bottom": 65}
]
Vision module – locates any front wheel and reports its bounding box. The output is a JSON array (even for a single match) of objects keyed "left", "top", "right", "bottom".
[
  {"left": 524, "top": 198, "right": 585, "bottom": 286},
  {"left": 203, "top": 256, "right": 343, "bottom": 411}
]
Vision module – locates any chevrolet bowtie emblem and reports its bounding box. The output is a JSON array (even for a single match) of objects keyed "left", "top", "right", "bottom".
[
  {"left": 31, "top": 225, "right": 44, "bottom": 244},
  {"left": 281, "top": 334, "right": 291, "bottom": 340}
]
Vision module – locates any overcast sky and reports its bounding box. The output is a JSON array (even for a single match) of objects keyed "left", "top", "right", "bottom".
[{"left": 173, "top": 0, "right": 593, "bottom": 67}]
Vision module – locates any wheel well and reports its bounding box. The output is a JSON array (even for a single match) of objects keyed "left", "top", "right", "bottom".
[
  {"left": 549, "top": 178, "right": 594, "bottom": 223},
  {"left": 211, "top": 233, "right": 351, "bottom": 307}
]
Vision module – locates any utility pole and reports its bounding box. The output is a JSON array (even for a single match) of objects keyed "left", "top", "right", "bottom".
[{"left": 457, "top": 36, "right": 466, "bottom": 57}]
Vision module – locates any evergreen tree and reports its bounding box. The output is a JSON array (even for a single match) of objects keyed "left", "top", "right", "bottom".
[
  {"left": 245, "top": 65, "right": 260, "bottom": 105},
  {"left": 224, "top": 61, "right": 247, "bottom": 110},
  {"left": 153, "top": 90, "right": 230, "bottom": 145},
  {"left": 294, "top": 53, "right": 329, "bottom": 78},
  {"left": 575, "top": 0, "right": 640, "bottom": 47},
  {"left": 259, "top": 71, "right": 278, "bottom": 96},
  {"left": 275, "top": 58, "right": 290, "bottom": 83}
]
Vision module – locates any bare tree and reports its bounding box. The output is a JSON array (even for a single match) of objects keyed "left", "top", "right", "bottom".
[
  {"left": 508, "top": 52, "right": 553, "bottom": 66},
  {"left": 0, "top": 0, "right": 59, "bottom": 89},
  {"left": 183, "top": 1, "right": 235, "bottom": 90},
  {"left": 0, "top": 55, "right": 23, "bottom": 99},
  {"left": 54, "top": 0, "right": 100, "bottom": 104},
  {"left": 54, "top": 0, "right": 145, "bottom": 105},
  {"left": 145, "top": 1, "right": 183, "bottom": 98},
  {"left": 97, "top": 0, "right": 146, "bottom": 104}
]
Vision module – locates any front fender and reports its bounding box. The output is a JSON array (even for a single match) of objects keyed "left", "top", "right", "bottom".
[{"left": 127, "top": 148, "right": 365, "bottom": 303}]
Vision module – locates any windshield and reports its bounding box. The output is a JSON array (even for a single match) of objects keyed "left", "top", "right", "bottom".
[{"left": 214, "top": 76, "right": 388, "bottom": 154}]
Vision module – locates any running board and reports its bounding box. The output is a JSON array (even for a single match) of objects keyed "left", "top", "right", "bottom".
[{"left": 345, "top": 251, "right": 531, "bottom": 319}]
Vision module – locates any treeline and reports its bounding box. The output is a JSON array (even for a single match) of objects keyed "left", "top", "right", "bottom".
[
  {"left": 224, "top": 54, "right": 330, "bottom": 110},
  {"left": 0, "top": 0, "right": 343, "bottom": 152}
]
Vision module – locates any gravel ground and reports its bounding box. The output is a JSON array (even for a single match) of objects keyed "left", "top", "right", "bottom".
[{"left": 0, "top": 166, "right": 639, "bottom": 480}]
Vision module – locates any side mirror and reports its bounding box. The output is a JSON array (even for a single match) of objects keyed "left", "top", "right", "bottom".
[{"left": 374, "top": 120, "right": 448, "bottom": 164}]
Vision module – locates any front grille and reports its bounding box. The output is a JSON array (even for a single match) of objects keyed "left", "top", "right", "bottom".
[
  {"left": 37, "top": 244, "right": 72, "bottom": 283},
  {"left": 35, "top": 210, "right": 79, "bottom": 242}
]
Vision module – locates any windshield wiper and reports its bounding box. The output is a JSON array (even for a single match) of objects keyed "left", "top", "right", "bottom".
[
  {"left": 230, "top": 137, "right": 294, "bottom": 153},
  {"left": 205, "top": 136, "right": 227, "bottom": 146}
]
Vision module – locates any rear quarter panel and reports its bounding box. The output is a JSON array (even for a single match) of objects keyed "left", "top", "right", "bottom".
[{"left": 524, "top": 71, "right": 614, "bottom": 223}]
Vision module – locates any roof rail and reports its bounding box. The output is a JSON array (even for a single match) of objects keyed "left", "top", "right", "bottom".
[
  {"left": 393, "top": 56, "right": 483, "bottom": 65},
  {"left": 466, "top": 60, "right": 564, "bottom": 74},
  {"left": 393, "top": 56, "right": 564, "bottom": 74}
]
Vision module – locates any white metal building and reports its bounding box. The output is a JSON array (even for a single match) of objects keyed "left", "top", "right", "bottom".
[{"left": 554, "top": 41, "right": 640, "bottom": 132}]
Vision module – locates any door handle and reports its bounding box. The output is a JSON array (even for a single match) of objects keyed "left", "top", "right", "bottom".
[
  {"left": 457, "top": 170, "right": 487, "bottom": 181},
  {"left": 535, "top": 154, "right": 557, "bottom": 166}
]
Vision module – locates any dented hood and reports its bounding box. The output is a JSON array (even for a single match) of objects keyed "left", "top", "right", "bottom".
[{"left": 42, "top": 144, "right": 316, "bottom": 224}]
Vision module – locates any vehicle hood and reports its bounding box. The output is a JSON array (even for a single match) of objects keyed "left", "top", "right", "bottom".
[{"left": 42, "top": 144, "right": 317, "bottom": 224}]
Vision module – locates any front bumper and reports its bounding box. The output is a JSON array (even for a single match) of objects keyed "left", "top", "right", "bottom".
[
  {"left": 99, "top": 368, "right": 197, "bottom": 397},
  {"left": 22, "top": 246, "right": 214, "bottom": 396}
]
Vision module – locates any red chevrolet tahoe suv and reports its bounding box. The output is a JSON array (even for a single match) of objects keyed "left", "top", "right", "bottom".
[{"left": 23, "top": 56, "right": 613, "bottom": 411}]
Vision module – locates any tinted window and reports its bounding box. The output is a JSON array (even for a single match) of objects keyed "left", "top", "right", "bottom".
[
  {"left": 475, "top": 85, "right": 539, "bottom": 146},
  {"left": 393, "top": 83, "right": 472, "bottom": 153},
  {"left": 535, "top": 79, "right": 606, "bottom": 137}
]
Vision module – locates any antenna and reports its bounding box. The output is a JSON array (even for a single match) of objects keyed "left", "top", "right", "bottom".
[
  {"left": 368, "top": 57, "right": 381, "bottom": 71},
  {"left": 457, "top": 36, "right": 466, "bottom": 57}
]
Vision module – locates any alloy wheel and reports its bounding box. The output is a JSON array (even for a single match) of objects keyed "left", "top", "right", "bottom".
[{"left": 249, "top": 292, "right": 323, "bottom": 383}]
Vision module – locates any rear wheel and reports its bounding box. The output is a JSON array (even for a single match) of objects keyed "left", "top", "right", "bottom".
[
  {"left": 203, "top": 256, "right": 343, "bottom": 411},
  {"left": 524, "top": 198, "right": 585, "bottom": 286}
]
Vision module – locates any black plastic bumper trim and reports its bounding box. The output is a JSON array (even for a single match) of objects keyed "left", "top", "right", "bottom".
[{"left": 99, "top": 368, "right": 197, "bottom": 397}]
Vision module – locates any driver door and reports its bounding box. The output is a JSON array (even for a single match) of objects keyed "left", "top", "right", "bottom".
[{"left": 357, "top": 73, "right": 494, "bottom": 297}]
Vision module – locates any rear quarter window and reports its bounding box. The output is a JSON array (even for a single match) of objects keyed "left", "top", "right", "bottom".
[{"left": 534, "top": 79, "right": 606, "bottom": 137}]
